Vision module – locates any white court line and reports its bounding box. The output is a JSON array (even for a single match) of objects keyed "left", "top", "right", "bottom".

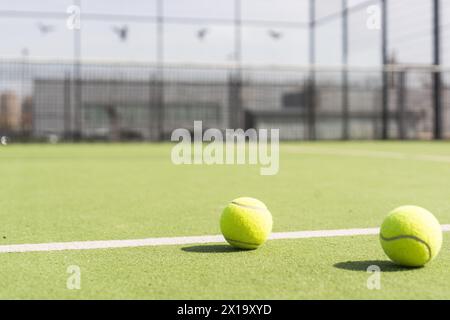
[
  {"left": 286, "top": 147, "right": 450, "bottom": 163},
  {"left": 1, "top": 225, "right": 449, "bottom": 254}
]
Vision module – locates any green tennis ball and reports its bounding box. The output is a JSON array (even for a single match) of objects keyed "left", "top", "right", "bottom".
[
  {"left": 380, "top": 206, "right": 442, "bottom": 267},
  {"left": 220, "top": 197, "right": 273, "bottom": 250}
]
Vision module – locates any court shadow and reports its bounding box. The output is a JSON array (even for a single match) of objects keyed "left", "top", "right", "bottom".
[
  {"left": 333, "top": 260, "right": 419, "bottom": 272},
  {"left": 181, "top": 245, "right": 242, "bottom": 254}
]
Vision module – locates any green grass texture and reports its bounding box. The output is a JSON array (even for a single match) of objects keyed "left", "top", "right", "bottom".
[{"left": 0, "top": 142, "right": 449, "bottom": 299}]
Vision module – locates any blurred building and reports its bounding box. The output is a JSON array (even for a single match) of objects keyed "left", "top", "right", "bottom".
[
  {"left": 0, "top": 91, "right": 22, "bottom": 131},
  {"left": 33, "top": 78, "right": 224, "bottom": 140},
  {"left": 21, "top": 96, "right": 33, "bottom": 134},
  {"left": 30, "top": 75, "right": 434, "bottom": 142}
]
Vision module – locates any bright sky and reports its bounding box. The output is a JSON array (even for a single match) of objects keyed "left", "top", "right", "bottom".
[{"left": 0, "top": 0, "right": 448, "bottom": 66}]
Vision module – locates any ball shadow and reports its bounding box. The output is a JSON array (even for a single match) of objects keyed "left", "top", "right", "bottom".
[
  {"left": 181, "top": 245, "right": 243, "bottom": 254},
  {"left": 333, "top": 260, "right": 421, "bottom": 272}
]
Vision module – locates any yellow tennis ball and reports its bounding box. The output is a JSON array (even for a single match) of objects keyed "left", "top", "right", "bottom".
[
  {"left": 380, "top": 206, "right": 442, "bottom": 267},
  {"left": 220, "top": 197, "right": 273, "bottom": 250}
]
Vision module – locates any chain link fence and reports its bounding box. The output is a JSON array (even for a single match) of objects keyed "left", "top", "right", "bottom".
[
  {"left": 0, "top": 0, "right": 449, "bottom": 141},
  {"left": 1, "top": 59, "right": 448, "bottom": 141}
]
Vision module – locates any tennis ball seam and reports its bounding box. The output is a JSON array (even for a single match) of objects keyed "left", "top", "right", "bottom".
[
  {"left": 230, "top": 202, "right": 267, "bottom": 212},
  {"left": 380, "top": 233, "right": 432, "bottom": 263}
]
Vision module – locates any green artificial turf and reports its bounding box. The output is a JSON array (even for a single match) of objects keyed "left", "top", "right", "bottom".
[{"left": 0, "top": 142, "right": 449, "bottom": 299}]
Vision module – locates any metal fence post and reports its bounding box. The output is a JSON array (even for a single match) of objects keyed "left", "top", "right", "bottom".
[
  {"left": 433, "top": 0, "right": 442, "bottom": 140},
  {"left": 149, "top": 75, "right": 156, "bottom": 141},
  {"left": 156, "top": 0, "right": 165, "bottom": 141},
  {"left": 73, "top": 0, "right": 82, "bottom": 141},
  {"left": 397, "top": 71, "right": 406, "bottom": 140},
  {"left": 234, "top": 0, "right": 244, "bottom": 129},
  {"left": 308, "top": 0, "right": 316, "bottom": 140},
  {"left": 381, "top": 0, "right": 389, "bottom": 140},
  {"left": 64, "top": 72, "right": 71, "bottom": 140},
  {"left": 342, "top": 0, "right": 349, "bottom": 140},
  {"left": 228, "top": 74, "right": 242, "bottom": 129}
]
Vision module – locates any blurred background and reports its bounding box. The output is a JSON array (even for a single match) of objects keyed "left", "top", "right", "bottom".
[{"left": 0, "top": 0, "right": 449, "bottom": 142}]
